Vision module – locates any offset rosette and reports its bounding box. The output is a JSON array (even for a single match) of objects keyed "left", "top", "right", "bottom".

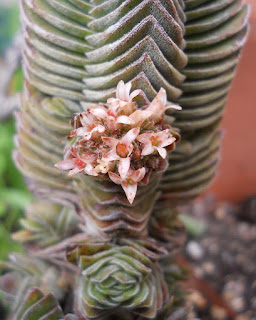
[{"left": 67, "top": 238, "right": 168, "bottom": 319}]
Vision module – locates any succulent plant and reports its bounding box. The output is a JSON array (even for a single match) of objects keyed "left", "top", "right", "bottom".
[
  {"left": 0, "top": 0, "right": 249, "bottom": 319},
  {"left": 67, "top": 238, "right": 169, "bottom": 319}
]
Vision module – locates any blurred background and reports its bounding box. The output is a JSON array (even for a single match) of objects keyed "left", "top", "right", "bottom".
[{"left": 0, "top": 0, "right": 255, "bottom": 319}]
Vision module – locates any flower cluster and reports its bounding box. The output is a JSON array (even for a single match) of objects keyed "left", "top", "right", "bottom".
[{"left": 55, "top": 81, "right": 181, "bottom": 204}]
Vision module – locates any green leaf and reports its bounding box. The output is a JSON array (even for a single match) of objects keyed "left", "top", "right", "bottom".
[{"left": 180, "top": 214, "right": 207, "bottom": 237}]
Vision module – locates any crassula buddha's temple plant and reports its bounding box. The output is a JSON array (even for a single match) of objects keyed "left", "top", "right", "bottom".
[{"left": 0, "top": 0, "right": 249, "bottom": 319}]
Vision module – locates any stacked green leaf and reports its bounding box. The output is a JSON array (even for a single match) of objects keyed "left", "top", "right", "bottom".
[
  {"left": 174, "top": 0, "right": 249, "bottom": 131},
  {"left": 14, "top": 85, "right": 81, "bottom": 205},
  {"left": 76, "top": 172, "right": 162, "bottom": 236},
  {"left": 12, "top": 200, "right": 79, "bottom": 247},
  {"left": 159, "top": 0, "right": 249, "bottom": 204},
  {"left": 20, "top": 0, "right": 187, "bottom": 104},
  {"left": 18, "top": 0, "right": 249, "bottom": 209},
  {"left": 159, "top": 123, "right": 221, "bottom": 205}
]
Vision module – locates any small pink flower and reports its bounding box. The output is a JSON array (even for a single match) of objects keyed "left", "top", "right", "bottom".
[
  {"left": 107, "top": 81, "right": 142, "bottom": 115},
  {"left": 146, "top": 88, "right": 181, "bottom": 122},
  {"left": 55, "top": 148, "right": 97, "bottom": 177},
  {"left": 108, "top": 168, "right": 146, "bottom": 204},
  {"left": 136, "top": 129, "right": 176, "bottom": 159},
  {"left": 102, "top": 128, "right": 140, "bottom": 178},
  {"left": 89, "top": 105, "right": 132, "bottom": 132},
  {"left": 68, "top": 112, "right": 105, "bottom": 140}
]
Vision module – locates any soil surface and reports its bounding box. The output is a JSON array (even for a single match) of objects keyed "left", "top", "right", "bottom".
[{"left": 181, "top": 195, "right": 256, "bottom": 320}]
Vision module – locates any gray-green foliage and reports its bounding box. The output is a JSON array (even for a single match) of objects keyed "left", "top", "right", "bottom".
[{"left": 0, "top": 0, "right": 249, "bottom": 319}]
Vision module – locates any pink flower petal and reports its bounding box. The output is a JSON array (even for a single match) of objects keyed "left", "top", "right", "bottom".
[
  {"left": 116, "top": 81, "right": 128, "bottom": 101},
  {"left": 90, "top": 107, "right": 107, "bottom": 119},
  {"left": 106, "top": 116, "right": 117, "bottom": 132},
  {"left": 80, "top": 114, "right": 88, "bottom": 127},
  {"left": 166, "top": 104, "right": 182, "bottom": 110},
  {"left": 68, "top": 167, "right": 82, "bottom": 177},
  {"left": 118, "top": 157, "right": 130, "bottom": 179},
  {"left": 122, "top": 128, "right": 140, "bottom": 145},
  {"left": 84, "top": 164, "right": 98, "bottom": 176},
  {"left": 158, "top": 129, "right": 170, "bottom": 137},
  {"left": 116, "top": 115, "right": 135, "bottom": 125},
  {"left": 136, "top": 132, "right": 153, "bottom": 144},
  {"left": 155, "top": 146, "right": 167, "bottom": 159},
  {"left": 141, "top": 143, "right": 154, "bottom": 156},
  {"left": 160, "top": 136, "right": 176, "bottom": 148},
  {"left": 102, "top": 137, "right": 119, "bottom": 149},
  {"left": 121, "top": 183, "right": 137, "bottom": 204},
  {"left": 130, "top": 167, "right": 146, "bottom": 182},
  {"left": 54, "top": 160, "right": 75, "bottom": 170},
  {"left": 108, "top": 172, "right": 122, "bottom": 185},
  {"left": 103, "top": 150, "right": 120, "bottom": 161},
  {"left": 129, "top": 89, "right": 142, "bottom": 101},
  {"left": 71, "top": 127, "right": 87, "bottom": 137},
  {"left": 130, "top": 110, "right": 152, "bottom": 127}
]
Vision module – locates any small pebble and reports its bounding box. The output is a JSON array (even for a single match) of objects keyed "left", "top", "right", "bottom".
[
  {"left": 229, "top": 297, "right": 245, "bottom": 313},
  {"left": 210, "top": 305, "right": 227, "bottom": 320},
  {"left": 202, "top": 261, "right": 215, "bottom": 275},
  {"left": 186, "top": 241, "right": 204, "bottom": 260},
  {"left": 186, "top": 290, "right": 207, "bottom": 310}
]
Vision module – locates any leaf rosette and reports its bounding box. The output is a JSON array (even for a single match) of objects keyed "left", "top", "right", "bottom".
[{"left": 67, "top": 239, "right": 168, "bottom": 319}]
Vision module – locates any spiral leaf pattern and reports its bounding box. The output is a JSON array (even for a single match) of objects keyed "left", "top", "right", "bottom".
[{"left": 67, "top": 239, "right": 169, "bottom": 319}]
